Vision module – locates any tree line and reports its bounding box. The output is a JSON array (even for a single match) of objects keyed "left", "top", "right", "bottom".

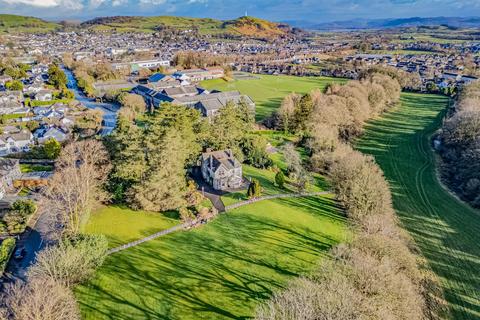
[
  {"left": 256, "top": 73, "right": 447, "bottom": 320},
  {"left": 438, "top": 81, "right": 480, "bottom": 207}
]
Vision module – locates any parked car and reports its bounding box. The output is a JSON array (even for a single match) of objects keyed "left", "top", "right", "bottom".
[{"left": 13, "top": 246, "right": 26, "bottom": 260}]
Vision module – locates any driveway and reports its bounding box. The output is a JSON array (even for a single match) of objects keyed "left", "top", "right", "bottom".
[{"left": 190, "top": 167, "right": 226, "bottom": 212}]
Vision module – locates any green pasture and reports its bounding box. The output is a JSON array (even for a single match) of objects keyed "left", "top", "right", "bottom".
[{"left": 357, "top": 93, "right": 480, "bottom": 319}]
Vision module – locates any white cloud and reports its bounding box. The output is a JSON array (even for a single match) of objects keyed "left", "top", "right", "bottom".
[
  {"left": 2, "top": 0, "right": 83, "bottom": 9},
  {"left": 2, "top": 0, "right": 59, "bottom": 7},
  {"left": 89, "top": 0, "right": 106, "bottom": 8},
  {"left": 139, "top": 0, "right": 167, "bottom": 5},
  {"left": 112, "top": 0, "right": 127, "bottom": 6}
]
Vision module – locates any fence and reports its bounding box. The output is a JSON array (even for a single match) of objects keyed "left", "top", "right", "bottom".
[
  {"left": 224, "top": 191, "right": 329, "bottom": 211},
  {"left": 107, "top": 191, "right": 330, "bottom": 255}
]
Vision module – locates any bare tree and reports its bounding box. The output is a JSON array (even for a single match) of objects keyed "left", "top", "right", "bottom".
[
  {"left": 1, "top": 277, "right": 80, "bottom": 320},
  {"left": 43, "top": 140, "right": 111, "bottom": 236}
]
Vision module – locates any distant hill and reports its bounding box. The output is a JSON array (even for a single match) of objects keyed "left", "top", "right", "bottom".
[
  {"left": 0, "top": 14, "right": 60, "bottom": 33},
  {"left": 81, "top": 15, "right": 297, "bottom": 39},
  {"left": 289, "top": 16, "right": 480, "bottom": 30}
]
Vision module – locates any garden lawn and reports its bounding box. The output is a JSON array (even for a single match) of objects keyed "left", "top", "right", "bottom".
[
  {"left": 201, "top": 74, "right": 346, "bottom": 121},
  {"left": 82, "top": 206, "right": 179, "bottom": 248},
  {"left": 77, "top": 195, "right": 347, "bottom": 320},
  {"left": 20, "top": 164, "right": 53, "bottom": 173},
  {"left": 357, "top": 92, "right": 480, "bottom": 319}
]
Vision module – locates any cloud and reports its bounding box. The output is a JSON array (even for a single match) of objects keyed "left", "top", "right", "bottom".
[
  {"left": 139, "top": 0, "right": 167, "bottom": 4},
  {"left": 112, "top": 0, "right": 127, "bottom": 6},
  {"left": 2, "top": 0, "right": 60, "bottom": 7},
  {"left": 0, "top": 0, "right": 477, "bottom": 21},
  {"left": 2, "top": 0, "right": 83, "bottom": 9}
]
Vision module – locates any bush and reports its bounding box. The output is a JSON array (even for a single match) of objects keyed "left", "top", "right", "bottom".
[
  {"left": 43, "top": 138, "right": 62, "bottom": 160},
  {"left": 11, "top": 199, "right": 37, "bottom": 217},
  {"left": 28, "top": 234, "right": 108, "bottom": 287},
  {"left": 247, "top": 178, "right": 262, "bottom": 199},
  {"left": 275, "top": 171, "right": 285, "bottom": 188},
  {"left": 3, "top": 212, "right": 26, "bottom": 234},
  {"left": 0, "top": 237, "right": 16, "bottom": 275}
]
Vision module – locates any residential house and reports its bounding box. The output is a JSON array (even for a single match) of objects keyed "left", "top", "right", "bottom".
[
  {"left": 0, "top": 90, "right": 27, "bottom": 114},
  {"left": 34, "top": 125, "right": 68, "bottom": 143},
  {"left": 0, "top": 159, "right": 21, "bottom": 199},
  {"left": 0, "top": 129, "right": 34, "bottom": 155},
  {"left": 35, "top": 90, "right": 53, "bottom": 101},
  {"left": 201, "top": 149, "right": 243, "bottom": 190}
]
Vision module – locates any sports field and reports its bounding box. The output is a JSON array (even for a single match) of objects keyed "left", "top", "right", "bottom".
[
  {"left": 357, "top": 93, "right": 480, "bottom": 319},
  {"left": 201, "top": 74, "right": 346, "bottom": 121},
  {"left": 76, "top": 195, "right": 347, "bottom": 319}
]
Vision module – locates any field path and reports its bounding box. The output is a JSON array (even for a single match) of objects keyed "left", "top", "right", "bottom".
[{"left": 357, "top": 93, "right": 480, "bottom": 320}]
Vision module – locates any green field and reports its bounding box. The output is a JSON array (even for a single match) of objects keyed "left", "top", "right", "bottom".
[
  {"left": 357, "top": 93, "right": 480, "bottom": 319},
  {"left": 82, "top": 206, "right": 179, "bottom": 248},
  {"left": 0, "top": 14, "right": 59, "bottom": 34},
  {"left": 76, "top": 195, "right": 347, "bottom": 320},
  {"left": 201, "top": 75, "right": 346, "bottom": 121}
]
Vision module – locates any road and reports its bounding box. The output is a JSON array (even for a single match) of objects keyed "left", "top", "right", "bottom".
[
  {"left": 63, "top": 67, "right": 120, "bottom": 136},
  {"left": 3, "top": 68, "right": 122, "bottom": 282},
  {"left": 4, "top": 204, "right": 53, "bottom": 281}
]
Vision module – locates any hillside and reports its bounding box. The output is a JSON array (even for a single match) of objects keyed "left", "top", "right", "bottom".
[
  {"left": 81, "top": 15, "right": 296, "bottom": 39},
  {"left": 291, "top": 16, "right": 480, "bottom": 30},
  {"left": 0, "top": 14, "right": 60, "bottom": 33}
]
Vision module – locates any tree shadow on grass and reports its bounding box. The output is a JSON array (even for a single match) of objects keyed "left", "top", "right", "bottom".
[{"left": 77, "top": 201, "right": 345, "bottom": 320}]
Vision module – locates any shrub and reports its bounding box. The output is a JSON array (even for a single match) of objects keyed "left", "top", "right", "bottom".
[
  {"left": 28, "top": 234, "right": 108, "bottom": 287},
  {"left": 3, "top": 212, "right": 26, "bottom": 234},
  {"left": 247, "top": 178, "right": 262, "bottom": 199},
  {"left": 43, "top": 138, "right": 62, "bottom": 160},
  {"left": 0, "top": 237, "right": 16, "bottom": 275},
  {"left": 11, "top": 199, "right": 37, "bottom": 217},
  {"left": 275, "top": 171, "right": 285, "bottom": 188}
]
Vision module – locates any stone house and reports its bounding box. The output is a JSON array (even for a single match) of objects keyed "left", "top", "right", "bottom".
[{"left": 201, "top": 149, "right": 243, "bottom": 191}]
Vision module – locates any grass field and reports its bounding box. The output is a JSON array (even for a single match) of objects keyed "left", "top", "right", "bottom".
[
  {"left": 82, "top": 206, "right": 179, "bottom": 248},
  {"left": 77, "top": 195, "right": 347, "bottom": 320},
  {"left": 357, "top": 93, "right": 480, "bottom": 319},
  {"left": 0, "top": 14, "right": 59, "bottom": 34},
  {"left": 201, "top": 75, "right": 346, "bottom": 121}
]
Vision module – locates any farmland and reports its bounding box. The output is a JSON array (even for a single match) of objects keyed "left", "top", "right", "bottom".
[
  {"left": 201, "top": 74, "right": 346, "bottom": 121},
  {"left": 357, "top": 93, "right": 480, "bottom": 319}
]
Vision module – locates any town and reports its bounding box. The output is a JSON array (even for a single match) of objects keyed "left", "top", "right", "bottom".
[{"left": 0, "top": 7, "right": 479, "bottom": 320}]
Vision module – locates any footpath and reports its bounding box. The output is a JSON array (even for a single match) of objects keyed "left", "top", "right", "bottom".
[{"left": 107, "top": 191, "right": 329, "bottom": 255}]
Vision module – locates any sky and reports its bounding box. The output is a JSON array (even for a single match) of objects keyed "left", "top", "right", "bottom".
[{"left": 0, "top": 0, "right": 480, "bottom": 23}]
